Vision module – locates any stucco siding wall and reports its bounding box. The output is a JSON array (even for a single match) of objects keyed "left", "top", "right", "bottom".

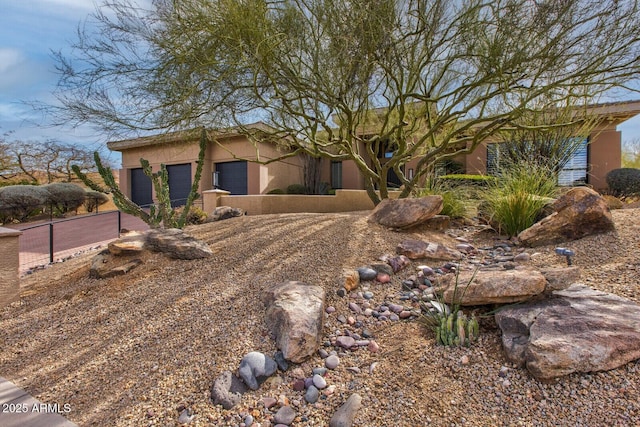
[
  {"left": 0, "top": 228, "right": 21, "bottom": 308},
  {"left": 589, "top": 128, "right": 621, "bottom": 190}
]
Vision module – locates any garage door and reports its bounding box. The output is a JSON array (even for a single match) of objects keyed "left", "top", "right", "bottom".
[
  {"left": 215, "top": 161, "right": 248, "bottom": 195},
  {"left": 130, "top": 168, "right": 152, "bottom": 207},
  {"left": 166, "top": 163, "right": 192, "bottom": 207}
]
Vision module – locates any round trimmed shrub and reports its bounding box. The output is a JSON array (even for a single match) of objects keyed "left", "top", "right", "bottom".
[
  {"left": 44, "top": 183, "right": 87, "bottom": 215},
  {"left": 267, "top": 188, "right": 285, "bottom": 194},
  {"left": 0, "top": 185, "right": 50, "bottom": 222},
  {"left": 84, "top": 190, "right": 110, "bottom": 212},
  {"left": 606, "top": 168, "right": 640, "bottom": 196}
]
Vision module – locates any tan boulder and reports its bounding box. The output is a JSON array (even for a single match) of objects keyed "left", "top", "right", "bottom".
[
  {"left": 396, "top": 240, "right": 463, "bottom": 261},
  {"left": 540, "top": 266, "right": 581, "bottom": 293},
  {"left": 108, "top": 231, "right": 146, "bottom": 255},
  {"left": 439, "top": 269, "right": 546, "bottom": 305},
  {"left": 496, "top": 284, "right": 640, "bottom": 380},
  {"left": 145, "top": 228, "right": 213, "bottom": 259},
  {"left": 518, "top": 187, "right": 615, "bottom": 247},
  {"left": 89, "top": 250, "right": 143, "bottom": 279},
  {"left": 368, "top": 196, "right": 443, "bottom": 229},
  {"left": 263, "top": 281, "right": 325, "bottom": 363}
]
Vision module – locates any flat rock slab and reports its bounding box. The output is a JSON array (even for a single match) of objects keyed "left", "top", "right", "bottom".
[
  {"left": 496, "top": 284, "right": 640, "bottom": 380},
  {"left": 439, "top": 269, "right": 546, "bottom": 305},
  {"left": 368, "top": 196, "right": 443, "bottom": 229},
  {"left": 89, "top": 250, "right": 143, "bottom": 279},
  {"left": 263, "top": 281, "right": 325, "bottom": 363},
  {"left": 145, "top": 228, "right": 213, "bottom": 259}
]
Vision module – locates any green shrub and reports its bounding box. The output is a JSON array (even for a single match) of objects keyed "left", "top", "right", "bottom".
[
  {"left": 484, "top": 162, "right": 557, "bottom": 236},
  {"left": 84, "top": 190, "right": 110, "bottom": 212},
  {"left": 438, "top": 174, "right": 496, "bottom": 187},
  {"left": 0, "top": 185, "right": 49, "bottom": 222},
  {"left": 267, "top": 188, "right": 285, "bottom": 194},
  {"left": 606, "top": 168, "right": 640, "bottom": 196},
  {"left": 174, "top": 205, "right": 208, "bottom": 225},
  {"left": 44, "top": 183, "right": 86, "bottom": 215},
  {"left": 417, "top": 179, "right": 468, "bottom": 219},
  {"left": 286, "top": 184, "right": 308, "bottom": 194}
]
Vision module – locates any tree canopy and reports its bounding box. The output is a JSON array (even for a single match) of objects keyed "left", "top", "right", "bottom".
[{"left": 50, "top": 0, "right": 640, "bottom": 202}]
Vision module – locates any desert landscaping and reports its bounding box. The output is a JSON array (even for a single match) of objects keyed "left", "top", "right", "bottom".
[{"left": 1, "top": 192, "right": 640, "bottom": 426}]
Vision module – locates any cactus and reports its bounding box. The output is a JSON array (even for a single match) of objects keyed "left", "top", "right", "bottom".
[{"left": 421, "top": 265, "right": 481, "bottom": 347}]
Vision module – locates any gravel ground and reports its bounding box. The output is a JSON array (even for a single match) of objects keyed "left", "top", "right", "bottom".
[{"left": 1, "top": 208, "right": 639, "bottom": 426}]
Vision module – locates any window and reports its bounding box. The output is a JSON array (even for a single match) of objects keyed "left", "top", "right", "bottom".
[
  {"left": 486, "top": 138, "right": 588, "bottom": 186},
  {"left": 331, "top": 161, "right": 343, "bottom": 189}
]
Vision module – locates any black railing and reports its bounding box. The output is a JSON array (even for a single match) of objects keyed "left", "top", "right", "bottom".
[{"left": 16, "top": 210, "right": 149, "bottom": 274}]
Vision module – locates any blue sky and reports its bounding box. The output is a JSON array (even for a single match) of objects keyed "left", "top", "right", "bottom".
[{"left": 1, "top": 0, "right": 640, "bottom": 164}]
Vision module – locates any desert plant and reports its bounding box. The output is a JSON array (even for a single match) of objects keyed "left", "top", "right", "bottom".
[
  {"left": 484, "top": 162, "right": 558, "bottom": 236},
  {"left": 84, "top": 190, "right": 110, "bottom": 212},
  {"left": 0, "top": 185, "right": 49, "bottom": 222},
  {"left": 417, "top": 178, "right": 467, "bottom": 219},
  {"left": 437, "top": 174, "right": 496, "bottom": 187},
  {"left": 420, "top": 268, "right": 480, "bottom": 347},
  {"left": 606, "top": 168, "right": 640, "bottom": 197},
  {"left": 74, "top": 128, "right": 208, "bottom": 228},
  {"left": 173, "top": 205, "right": 208, "bottom": 225},
  {"left": 267, "top": 188, "right": 285, "bottom": 194},
  {"left": 44, "top": 182, "right": 86, "bottom": 215}
]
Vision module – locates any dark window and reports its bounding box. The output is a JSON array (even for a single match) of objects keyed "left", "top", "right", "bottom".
[
  {"left": 215, "top": 161, "right": 248, "bottom": 195},
  {"left": 130, "top": 168, "right": 152, "bottom": 207},
  {"left": 166, "top": 163, "right": 192, "bottom": 207},
  {"left": 331, "top": 161, "right": 342, "bottom": 189}
]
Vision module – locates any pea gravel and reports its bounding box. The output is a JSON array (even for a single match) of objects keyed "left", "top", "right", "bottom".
[{"left": 1, "top": 208, "right": 639, "bottom": 426}]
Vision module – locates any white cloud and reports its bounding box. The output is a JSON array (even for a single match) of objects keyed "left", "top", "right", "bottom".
[{"left": 0, "top": 48, "right": 25, "bottom": 73}]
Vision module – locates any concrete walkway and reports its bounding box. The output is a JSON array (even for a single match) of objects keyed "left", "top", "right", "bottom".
[{"left": 0, "top": 377, "right": 77, "bottom": 427}]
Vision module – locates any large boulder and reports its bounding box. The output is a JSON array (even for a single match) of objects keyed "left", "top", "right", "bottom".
[
  {"left": 496, "top": 284, "right": 640, "bottom": 380},
  {"left": 439, "top": 269, "right": 546, "bottom": 305},
  {"left": 209, "top": 206, "right": 244, "bottom": 222},
  {"left": 518, "top": 187, "right": 615, "bottom": 247},
  {"left": 263, "top": 281, "right": 326, "bottom": 363},
  {"left": 396, "top": 240, "right": 463, "bottom": 261},
  {"left": 89, "top": 249, "right": 143, "bottom": 279},
  {"left": 145, "top": 228, "right": 213, "bottom": 259},
  {"left": 108, "top": 231, "right": 146, "bottom": 255},
  {"left": 368, "top": 196, "right": 443, "bottom": 229}
]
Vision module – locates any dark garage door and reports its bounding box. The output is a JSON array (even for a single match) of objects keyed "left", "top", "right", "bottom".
[
  {"left": 130, "top": 168, "right": 152, "bottom": 207},
  {"left": 166, "top": 163, "right": 192, "bottom": 207},
  {"left": 215, "top": 161, "right": 248, "bottom": 195}
]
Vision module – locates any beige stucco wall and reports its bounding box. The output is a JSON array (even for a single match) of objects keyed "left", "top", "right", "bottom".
[
  {"left": 588, "top": 128, "right": 621, "bottom": 190},
  {"left": 117, "top": 135, "right": 305, "bottom": 199},
  {"left": 203, "top": 189, "right": 389, "bottom": 215},
  {"left": 0, "top": 227, "right": 21, "bottom": 308}
]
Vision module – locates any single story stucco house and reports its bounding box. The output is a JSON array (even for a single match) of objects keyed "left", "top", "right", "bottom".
[{"left": 107, "top": 100, "right": 640, "bottom": 207}]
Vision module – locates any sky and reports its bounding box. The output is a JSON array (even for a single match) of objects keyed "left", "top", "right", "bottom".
[{"left": 1, "top": 0, "right": 640, "bottom": 166}]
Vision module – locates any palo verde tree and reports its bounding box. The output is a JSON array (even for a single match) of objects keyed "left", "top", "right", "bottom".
[{"left": 49, "top": 0, "right": 640, "bottom": 204}]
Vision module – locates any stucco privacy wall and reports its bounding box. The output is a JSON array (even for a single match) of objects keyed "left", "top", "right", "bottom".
[
  {"left": 0, "top": 227, "right": 21, "bottom": 308},
  {"left": 203, "top": 189, "right": 393, "bottom": 215}
]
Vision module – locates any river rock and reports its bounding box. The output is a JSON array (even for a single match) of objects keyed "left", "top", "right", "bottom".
[
  {"left": 238, "top": 352, "right": 278, "bottom": 390},
  {"left": 439, "top": 269, "right": 546, "bottom": 305},
  {"left": 211, "top": 370, "right": 248, "bottom": 409},
  {"left": 368, "top": 196, "right": 443, "bottom": 229},
  {"left": 329, "top": 393, "right": 362, "bottom": 427},
  {"left": 397, "top": 240, "right": 463, "bottom": 261},
  {"left": 495, "top": 284, "right": 640, "bottom": 380},
  {"left": 518, "top": 187, "right": 615, "bottom": 247},
  {"left": 263, "top": 281, "right": 325, "bottom": 363}
]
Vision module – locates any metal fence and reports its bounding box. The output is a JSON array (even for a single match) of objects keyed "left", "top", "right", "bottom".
[{"left": 17, "top": 210, "right": 149, "bottom": 274}]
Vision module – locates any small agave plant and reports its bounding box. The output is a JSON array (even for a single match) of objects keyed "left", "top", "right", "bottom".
[{"left": 420, "top": 266, "right": 480, "bottom": 347}]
